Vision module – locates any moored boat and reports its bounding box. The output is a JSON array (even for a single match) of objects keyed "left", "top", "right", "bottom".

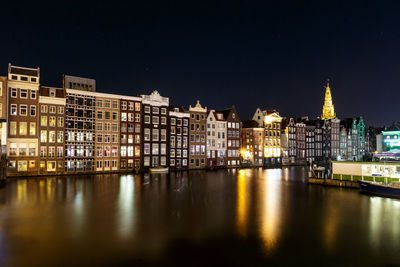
[
  {"left": 149, "top": 167, "right": 169, "bottom": 173},
  {"left": 358, "top": 180, "right": 400, "bottom": 198}
]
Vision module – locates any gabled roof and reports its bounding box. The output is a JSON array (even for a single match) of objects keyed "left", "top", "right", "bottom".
[
  {"left": 217, "top": 106, "right": 239, "bottom": 120},
  {"left": 242, "top": 120, "right": 259, "bottom": 128},
  {"left": 169, "top": 105, "right": 187, "bottom": 113}
]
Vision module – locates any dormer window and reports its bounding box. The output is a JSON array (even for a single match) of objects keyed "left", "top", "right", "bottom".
[
  {"left": 174, "top": 108, "right": 179, "bottom": 112},
  {"left": 20, "top": 76, "right": 28, "bottom": 81},
  {"left": 50, "top": 89, "right": 56, "bottom": 97},
  {"left": 31, "top": 78, "right": 37, "bottom": 82},
  {"left": 11, "top": 75, "right": 17, "bottom": 80}
]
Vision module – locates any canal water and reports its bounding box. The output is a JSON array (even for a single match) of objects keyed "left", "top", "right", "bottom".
[{"left": 0, "top": 167, "right": 399, "bottom": 266}]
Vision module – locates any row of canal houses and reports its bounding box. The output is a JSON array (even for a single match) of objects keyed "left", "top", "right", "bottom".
[
  {"left": 0, "top": 64, "right": 243, "bottom": 176},
  {"left": 0, "top": 64, "right": 373, "bottom": 176}
]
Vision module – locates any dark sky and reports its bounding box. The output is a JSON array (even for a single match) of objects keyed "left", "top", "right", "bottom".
[{"left": 1, "top": 1, "right": 399, "bottom": 126}]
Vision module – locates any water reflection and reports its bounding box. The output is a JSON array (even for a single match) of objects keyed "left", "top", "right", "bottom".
[
  {"left": 369, "top": 197, "right": 400, "bottom": 248},
  {"left": 259, "top": 169, "right": 282, "bottom": 253},
  {"left": 0, "top": 168, "right": 400, "bottom": 265},
  {"left": 236, "top": 169, "right": 248, "bottom": 237},
  {"left": 117, "top": 174, "right": 137, "bottom": 239}
]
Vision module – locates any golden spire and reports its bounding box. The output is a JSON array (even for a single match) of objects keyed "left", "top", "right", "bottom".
[{"left": 321, "top": 79, "right": 336, "bottom": 120}]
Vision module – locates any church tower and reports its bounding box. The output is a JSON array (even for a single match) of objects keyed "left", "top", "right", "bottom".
[{"left": 321, "top": 79, "right": 336, "bottom": 120}]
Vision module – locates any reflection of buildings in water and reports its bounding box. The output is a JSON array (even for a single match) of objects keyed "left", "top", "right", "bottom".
[
  {"left": 16, "top": 180, "right": 28, "bottom": 205},
  {"left": 118, "top": 174, "right": 137, "bottom": 239},
  {"left": 369, "top": 197, "right": 400, "bottom": 248},
  {"left": 259, "top": 169, "right": 282, "bottom": 252},
  {"left": 322, "top": 192, "right": 338, "bottom": 252},
  {"left": 236, "top": 169, "right": 248, "bottom": 237}
]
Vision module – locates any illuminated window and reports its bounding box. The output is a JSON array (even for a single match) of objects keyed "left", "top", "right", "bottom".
[
  {"left": 135, "top": 103, "right": 140, "bottom": 111},
  {"left": 10, "top": 122, "right": 17, "bottom": 135},
  {"left": 57, "top": 117, "right": 64, "bottom": 127},
  {"left": 49, "top": 131, "right": 56, "bottom": 143},
  {"left": 29, "top": 144, "right": 35, "bottom": 156},
  {"left": 9, "top": 143, "right": 17, "bottom": 156},
  {"left": 128, "top": 146, "right": 134, "bottom": 157},
  {"left": 57, "top": 131, "right": 63, "bottom": 143},
  {"left": 121, "top": 146, "right": 127, "bottom": 157},
  {"left": 19, "top": 122, "right": 27, "bottom": 135},
  {"left": 18, "top": 160, "right": 27, "bottom": 171},
  {"left": 10, "top": 104, "right": 17, "bottom": 115},
  {"left": 121, "top": 113, "right": 127, "bottom": 122},
  {"left": 40, "top": 130, "right": 48, "bottom": 143},
  {"left": 41, "top": 116, "right": 47, "bottom": 126},
  {"left": 19, "top": 144, "right": 26, "bottom": 156},
  {"left": 49, "top": 116, "right": 56, "bottom": 127},
  {"left": 20, "top": 105, "right": 27, "bottom": 116}
]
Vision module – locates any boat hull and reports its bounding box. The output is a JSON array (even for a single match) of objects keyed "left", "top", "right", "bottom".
[{"left": 358, "top": 180, "right": 400, "bottom": 198}]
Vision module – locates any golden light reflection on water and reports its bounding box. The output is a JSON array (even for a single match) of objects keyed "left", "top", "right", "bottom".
[
  {"left": 259, "top": 169, "right": 282, "bottom": 252},
  {"left": 323, "top": 197, "right": 338, "bottom": 252},
  {"left": 16, "top": 180, "right": 28, "bottom": 204},
  {"left": 118, "top": 174, "right": 137, "bottom": 239},
  {"left": 236, "top": 169, "right": 248, "bottom": 237},
  {"left": 369, "top": 197, "right": 400, "bottom": 248}
]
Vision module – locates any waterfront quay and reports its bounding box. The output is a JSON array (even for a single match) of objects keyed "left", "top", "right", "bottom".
[
  {"left": 308, "top": 161, "right": 400, "bottom": 190},
  {"left": 0, "top": 167, "right": 399, "bottom": 266}
]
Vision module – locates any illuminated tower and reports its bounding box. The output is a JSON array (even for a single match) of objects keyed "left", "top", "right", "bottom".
[{"left": 321, "top": 79, "right": 336, "bottom": 120}]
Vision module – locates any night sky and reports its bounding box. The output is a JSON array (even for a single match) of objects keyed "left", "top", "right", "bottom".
[{"left": 1, "top": 1, "right": 399, "bottom": 126}]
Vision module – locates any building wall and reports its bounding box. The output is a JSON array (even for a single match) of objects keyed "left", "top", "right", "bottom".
[
  {"left": 189, "top": 101, "right": 207, "bottom": 168},
  {"left": 252, "top": 108, "right": 264, "bottom": 127},
  {"left": 305, "top": 126, "right": 315, "bottom": 164},
  {"left": 226, "top": 108, "right": 241, "bottom": 166},
  {"left": 141, "top": 91, "right": 169, "bottom": 168},
  {"left": 206, "top": 110, "right": 227, "bottom": 167},
  {"left": 38, "top": 87, "right": 66, "bottom": 174},
  {"left": 241, "top": 127, "right": 264, "bottom": 166},
  {"left": 95, "top": 95, "right": 120, "bottom": 172},
  {"left": 7, "top": 66, "right": 40, "bottom": 175},
  {"left": 295, "top": 123, "right": 306, "bottom": 163},
  {"left": 169, "top": 109, "right": 189, "bottom": 170},
  {"left": 120, "top": 98, "right": 142, "bottom": 170},
  {"left": 0, "top": 76, "right": 7, "bottom": 154},
  {"left": 65, "top": 89, "right": 95, "bottom": 172},
  {"left": 264, "top": 113, "right": 282, "bottom": 165}
]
